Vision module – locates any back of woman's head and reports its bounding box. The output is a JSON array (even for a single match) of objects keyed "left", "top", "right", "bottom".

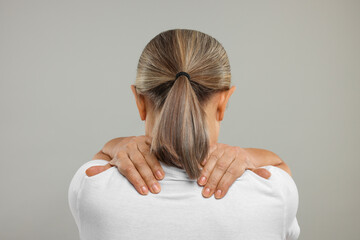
[{"left": 135, "top": 29, "right": 231, "bottom": 179}]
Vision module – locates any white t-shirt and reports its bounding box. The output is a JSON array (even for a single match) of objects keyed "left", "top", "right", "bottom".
[{"left": 68, "top": 159, "right": 300, "bottom": 240}]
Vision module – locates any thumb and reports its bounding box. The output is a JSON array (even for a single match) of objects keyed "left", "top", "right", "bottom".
[
  {"left": 251, "top": 168, "right": 271, "bottom": 179},
  {"left": 85, "top": 163, "right": 112, "bottom": 177}
]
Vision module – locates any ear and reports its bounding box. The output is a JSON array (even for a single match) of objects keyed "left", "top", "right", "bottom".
[
  {"left": 131, "top": 85, "right": 147, "bottom": 121},
  {"left": 217, "top": 85, "right": 236, "bottom": 121}
]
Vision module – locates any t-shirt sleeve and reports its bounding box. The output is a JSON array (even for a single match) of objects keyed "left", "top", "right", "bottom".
[
  {"left": 260, "top": 166, "right": 301, "bottom": 240},
  {"left": 68, "top": 159, "right": 110, "bottom": 231}
]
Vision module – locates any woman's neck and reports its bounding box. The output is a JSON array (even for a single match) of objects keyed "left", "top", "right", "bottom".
[{"left": 144, "top": 113, "right": 220, "bottom": 146}]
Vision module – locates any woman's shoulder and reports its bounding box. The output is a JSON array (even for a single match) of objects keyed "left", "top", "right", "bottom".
[
  {"left": 257, "top": 166, "right": 300, "bottom": 239},
  {"left": 247, "top": 165, "right": 299, "bottom": 207},
  {"left": 68, "top": 159, "right": 118, "bottom": 188},
  {"left": 265, "top": 166, "right": 299, "bottom": 201},
  {"left": 68, "top": 160, "right": 117, "bottom": 204},
  {"left": 244, "top": 165, "right": 298, "bottom": 188}
]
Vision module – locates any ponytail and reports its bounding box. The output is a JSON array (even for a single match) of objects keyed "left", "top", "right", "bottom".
[{"left": 150, "top": 75, "right": 210, "bottom": 179}]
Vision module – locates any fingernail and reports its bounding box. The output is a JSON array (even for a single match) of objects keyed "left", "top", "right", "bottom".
[
  {"left": 155, "top": 170, "right": 163, "bottom": 179},
  {"left": 198, "top": 176, "right": 206, "bottom": 185},
  {"left": 203, "top": 187, "right": 211, "bottom": 197},
  {"left": 215, "top": 189, "right": 222, "bottom": 199},
  {"left": 141, "top": 186, "right": 148, "bottom": 195},
  {"left": 152, "top": 183, "right": 160, "bottom": 193}
]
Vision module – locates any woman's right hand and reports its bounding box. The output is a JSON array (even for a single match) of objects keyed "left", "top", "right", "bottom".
[{"left": 86, "top": 135, "right": 165, "bottom": 196}]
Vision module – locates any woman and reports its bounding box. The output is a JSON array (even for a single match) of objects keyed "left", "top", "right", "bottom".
[{"left": 68, "top": 29, "right": 300, "bottom": 240}]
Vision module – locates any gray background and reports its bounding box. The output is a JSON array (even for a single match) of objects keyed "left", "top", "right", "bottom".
[{"left": 0, "top": 0, "right": 359, "bottom": 239}]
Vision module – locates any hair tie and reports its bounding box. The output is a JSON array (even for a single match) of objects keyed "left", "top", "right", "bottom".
[{"left": 175, "top": 71, "right": 191, "bottom": 81}]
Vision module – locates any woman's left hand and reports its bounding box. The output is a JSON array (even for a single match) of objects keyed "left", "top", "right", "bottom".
[{"left": 198, "top": 143, "right": 271, "bottom": 199}]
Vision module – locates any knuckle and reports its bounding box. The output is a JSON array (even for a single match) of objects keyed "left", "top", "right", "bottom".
[
  {"left": 129, "top": 151, "right": 144, "bottom": 162},
  {"left": 137, "top": 143, "right": 148, "bottom": 153},
  {"left": 201, "top": 166, "right": 210, "bottom": 175},
  {"left": 125, "top": 171, "right": 141, "bottom": 185},
  {"left": 213, "top": 150, "right": 223, "bottom": 159},
  {"left": 215, "top": 161, "right": 228, "bottom": 171},
  {"left": 134, "top": 160, "right": 147, "bottom": 169},
  {"left": 218, "top": 180, "right": 231, "bottom": 191},
  {"left": 127, "top": 141, "right": 137, "bottom": 150},
  {"left": 207, "top": 177, "right": 218, "bottom": 188},
  {"left": 116, "top": 150, "right": 127, "bottom": 159},
  {"left": 225, "top": 167, "right": 238, "bottom": 177},
  {"left": 121, "top": 165, "right": 134, "bottom": 175}
]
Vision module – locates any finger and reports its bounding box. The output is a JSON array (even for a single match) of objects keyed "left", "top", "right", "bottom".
[
  {"left": 201, "top": 143, "right": 218, "bottom": 166},
  {"left": 214, "top": 158, "right": 246, "bottom": 199},
  {"left": 112, "top": 151, "right": 149, "bottom": 195},
  {"left": 251, "top": 168, "right": 271, "bottom": 179},
  {"left": 197, "top": 147, "right": 225, "bottom": 186},
  {"left": 202, "top": 150, "right": 235, "bottom": 198},
  {"left": 85, "top": 163, "right": 112, "bottom": 177},
  {"left": 137, "top": 142, "right": 165, "bottom": 180},
  {"left": 128, "top": 147, "right": 161, "bottom": 194}
]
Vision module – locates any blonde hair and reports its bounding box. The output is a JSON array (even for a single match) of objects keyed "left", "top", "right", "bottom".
[{"left": 135, "top": 29, "right": 231, "bottom": 179}]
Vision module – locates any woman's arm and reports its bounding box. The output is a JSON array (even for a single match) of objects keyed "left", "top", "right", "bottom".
[{"left": 243, "top": 148, "right": 292, "bottom": 176}]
